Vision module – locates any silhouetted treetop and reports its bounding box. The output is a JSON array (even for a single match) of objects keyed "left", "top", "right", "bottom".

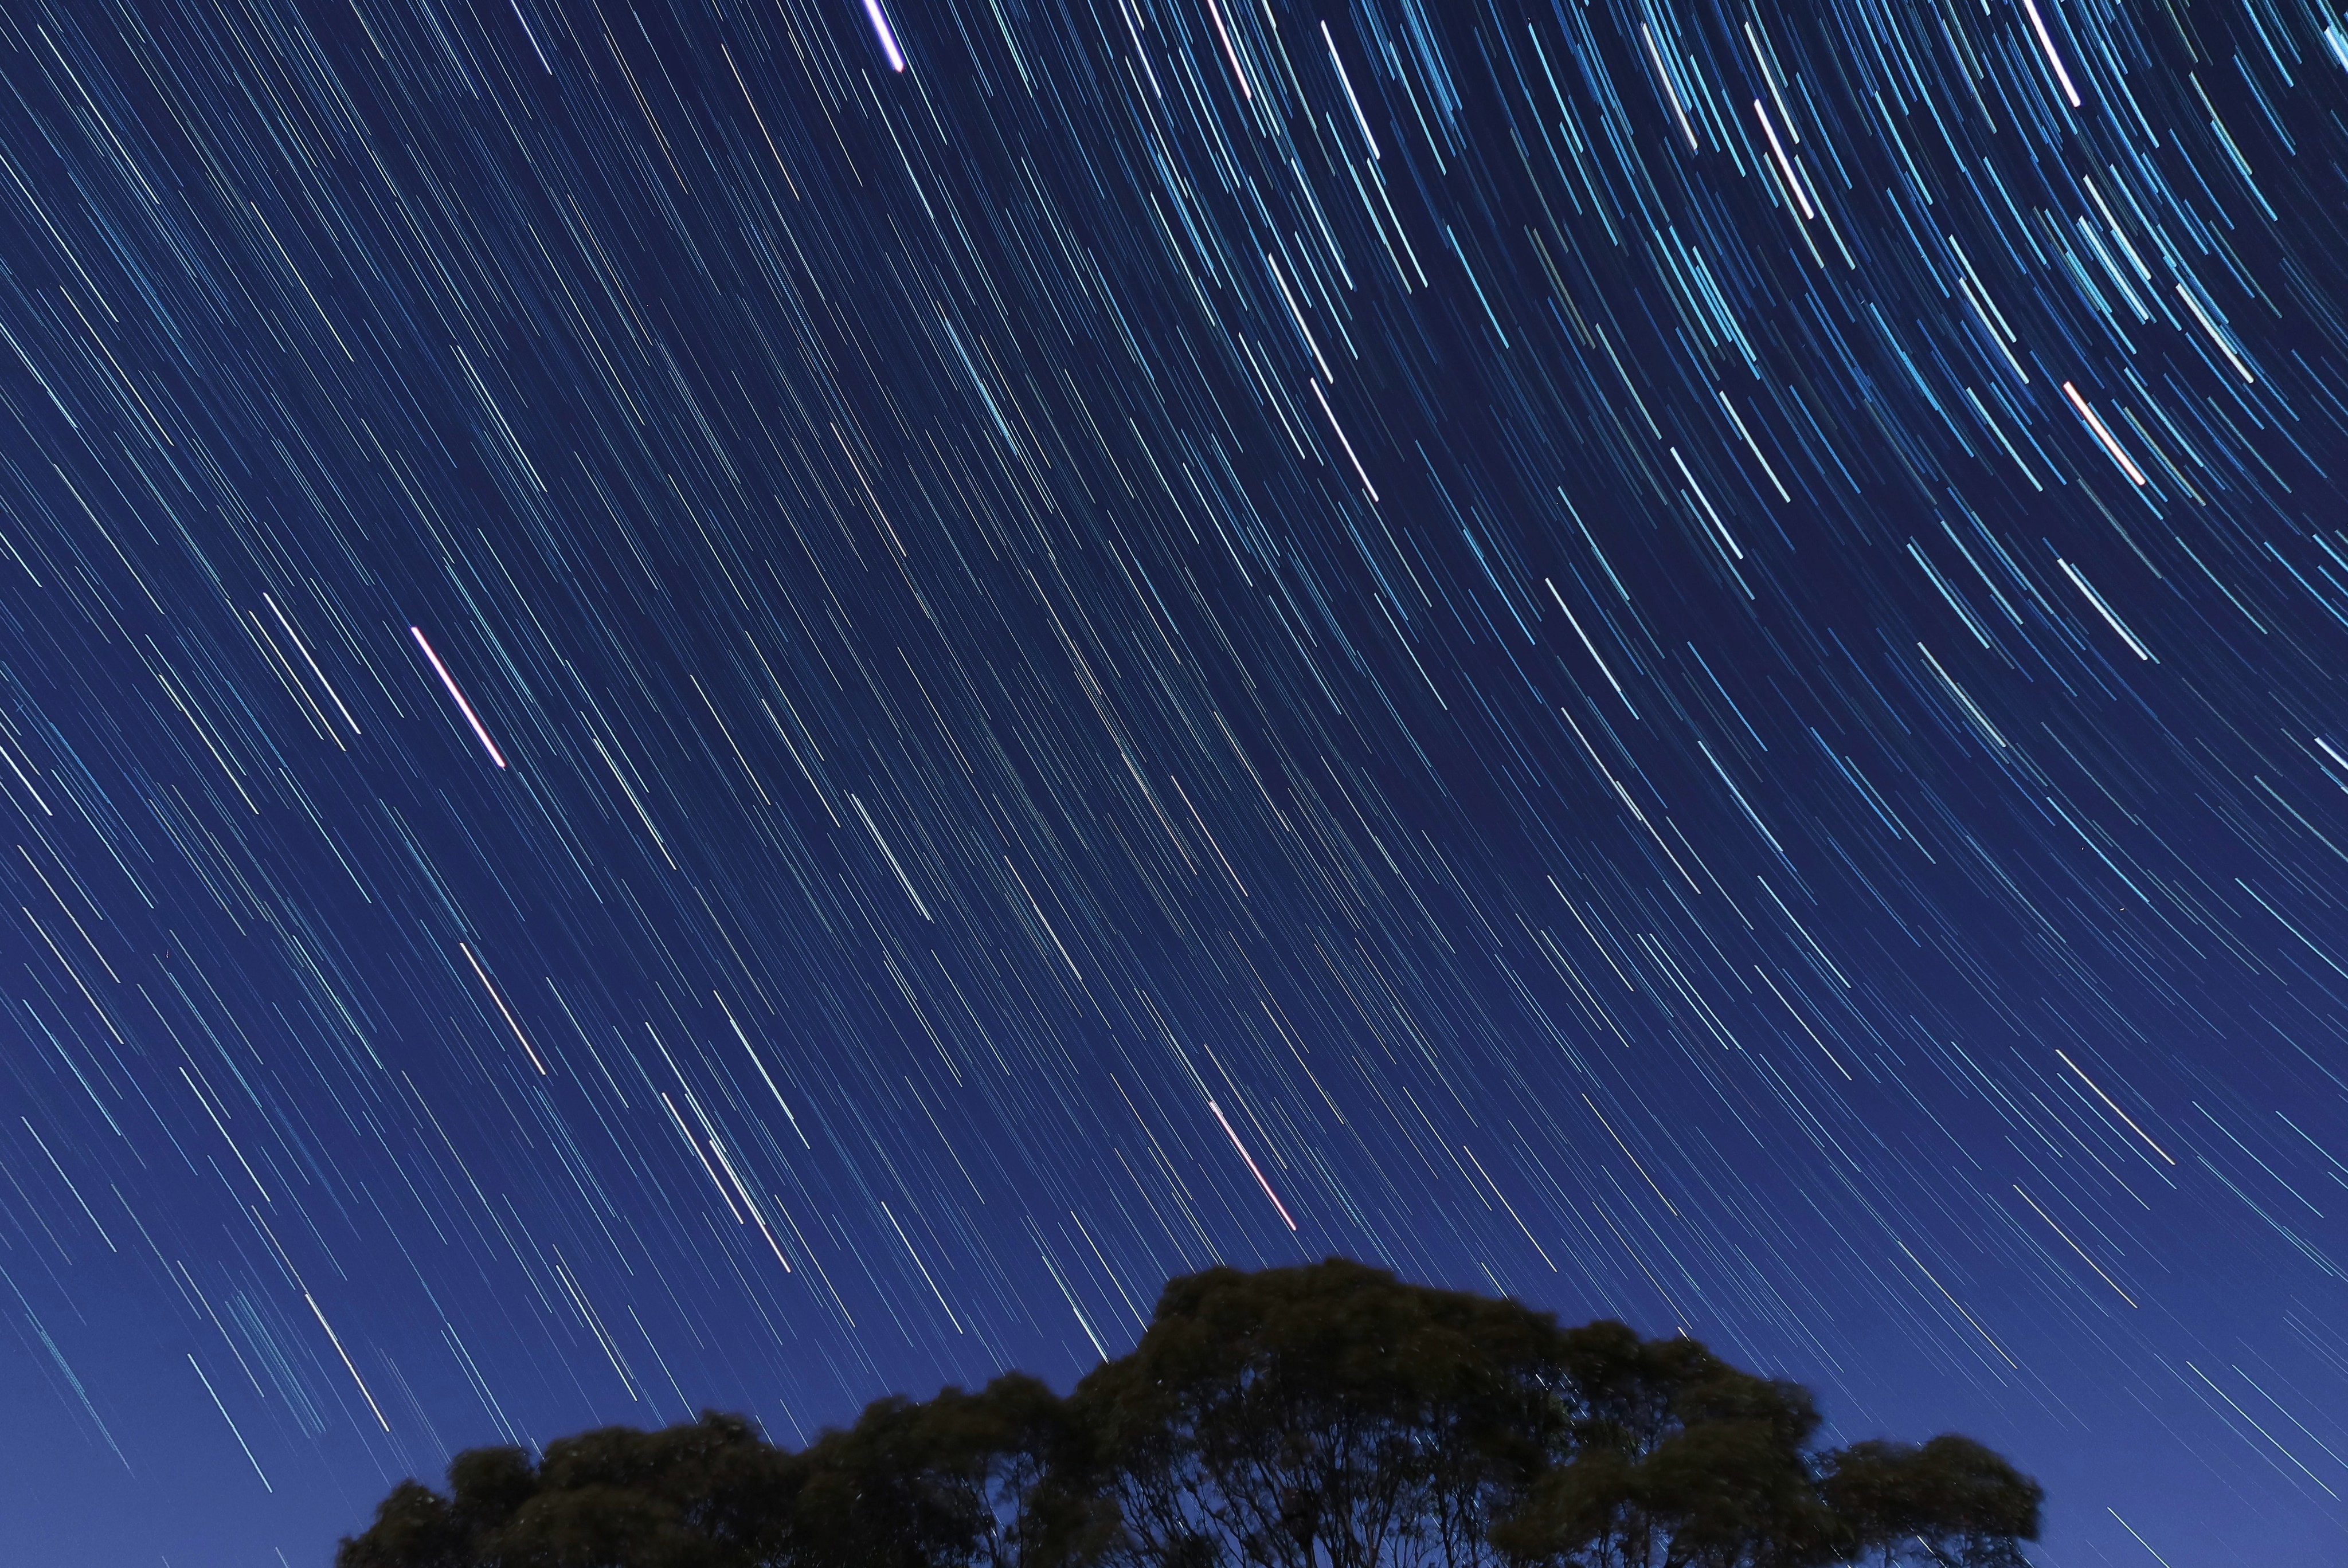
[{"left": 337, "top": 1259, "right": 2040, "bottom": 1568}]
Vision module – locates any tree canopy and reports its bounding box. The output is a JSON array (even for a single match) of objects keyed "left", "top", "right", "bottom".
[{"left": 338, "top": 1259, "right": 2040, "bottom": 1568}]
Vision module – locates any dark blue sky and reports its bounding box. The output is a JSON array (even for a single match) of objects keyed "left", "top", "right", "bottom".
[{"left": 0, "top": 0, "right": 2341, "bottom": 1562}]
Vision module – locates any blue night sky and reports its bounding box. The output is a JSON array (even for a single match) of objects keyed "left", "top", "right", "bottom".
[{"left": 0, "top": 0, "right": 2341, "bottom": 1562}]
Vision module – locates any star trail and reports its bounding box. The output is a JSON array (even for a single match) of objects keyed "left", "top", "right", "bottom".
[{"left": 0, "top": 0, "right": 2343, "bottom": 1560}]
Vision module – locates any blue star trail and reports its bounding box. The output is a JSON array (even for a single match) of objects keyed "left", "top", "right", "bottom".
[{"left": 0, "top": 0, "right": 2342, "bottom": 1562}]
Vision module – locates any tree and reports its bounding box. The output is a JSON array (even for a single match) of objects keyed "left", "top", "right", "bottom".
[
  {"left": 792, "top": 1373, "right": 1105, "bottom": 1568},
  {"left": 338, "top": 1412, "right": 799, "bottom": 1568},
  {"left": 336, "top": 1260, "right": 2041, "bottom": 1568},
  {"left": 1818, "top": 1438, "right": 2043, "bottom": 1568},
  {"left": 1067, "top": 1258, "right": 1571, "bottom": 1568},
  {"left": 1485, "top": 1323, "right": 1844, "bottom": 1568}
]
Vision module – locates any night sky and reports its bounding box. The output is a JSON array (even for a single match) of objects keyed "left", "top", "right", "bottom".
[{"left": 1, "top": 0, "right": 2346, "bottom": 1561}]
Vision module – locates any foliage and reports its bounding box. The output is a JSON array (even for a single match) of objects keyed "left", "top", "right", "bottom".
[
  {"left": 335, "top": 1261, "right": 2039, "bottom": 1568},
  {"left": 791, "top": 1373, "right": 1105, "bottom": 1568},
  {"left": 1486, "top": 1326, "right": 1843, "bottom": 1568},
  {"left": 1818, "top": 1438, "right": 2044, "bottom": 1568},
  {"left": 1067, "top": 1258, "right": 1570, "bottom": 1568},
  {"left": 336, "top": 1412, "right": 799, "bottom": 1568}
]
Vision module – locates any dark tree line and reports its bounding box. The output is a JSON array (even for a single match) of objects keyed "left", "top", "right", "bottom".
[{"left": 339, "top": 1259, "right": 2039, "bottom": 1568}]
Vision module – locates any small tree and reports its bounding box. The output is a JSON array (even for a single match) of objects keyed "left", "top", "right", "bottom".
[
  {"left": 338, "top": 1412, "right": 798, "bottom": 1568},
  {"left": 1818, "top": 1438, "right": 2043, "bottom": 1568}
]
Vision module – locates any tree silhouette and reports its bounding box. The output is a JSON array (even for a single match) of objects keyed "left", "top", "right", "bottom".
[
  {"left": 335, "top": 1260, "right": 2040, "bottom": 1568},
  {"left": 791, "top": 1372, "right": 1102, "bottom": 1568},
  {"left": 1818, "top": 1437, "right": 2043, "bottom": 1568},
  {"left": 338, "top": 1412, "right": 799, "bottom": 1568},
  {"left": 1485, "top": 1322, "right": 1844, "bottom": 1567},
  {"left": 1069, "top": 1259, "right": 1571, "bottom": 1568}
]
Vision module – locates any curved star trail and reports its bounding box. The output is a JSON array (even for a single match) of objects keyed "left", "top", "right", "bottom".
[{"left": 0, "top": 0, "right": 2342, "bottom": 1561}]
